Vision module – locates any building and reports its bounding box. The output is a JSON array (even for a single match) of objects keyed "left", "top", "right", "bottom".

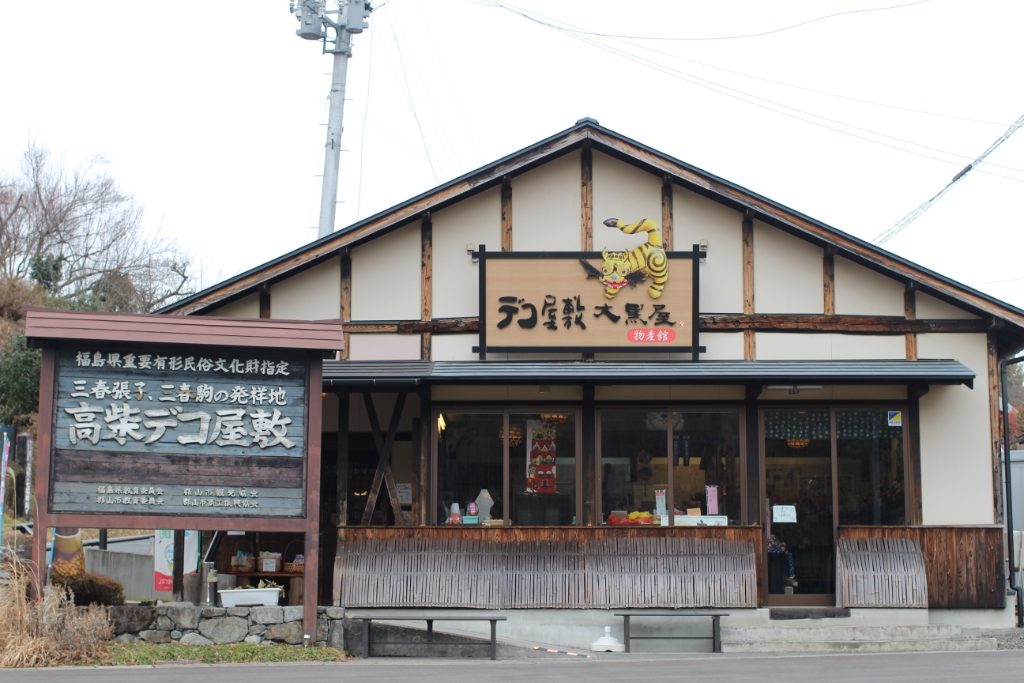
[{"left": 162, "top": 119, "right": 1024, "bottom": 641}]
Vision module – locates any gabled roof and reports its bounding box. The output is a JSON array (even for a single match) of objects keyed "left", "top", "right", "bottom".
[{"left": 159, "top": 119, "right": 1024, "bottom": 338}]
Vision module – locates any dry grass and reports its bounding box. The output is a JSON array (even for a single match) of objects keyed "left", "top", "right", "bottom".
[{"left": 0, "top": 556, "right": 113, "bottom": 667}]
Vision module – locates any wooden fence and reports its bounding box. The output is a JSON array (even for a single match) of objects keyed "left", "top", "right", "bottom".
[
  {"left": 838, "top": 526, "right": 1005, "bottom": 609},
  {"left": 836, "top": 537, "right": 928, "bottom": 608},
  {"left": 334, "top": 526, "right": 762, "bottom": 609}
]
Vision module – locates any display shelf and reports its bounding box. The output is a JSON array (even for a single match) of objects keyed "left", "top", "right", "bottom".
[{"left": 224, "top": 571, "right": 303, "bottom": 578}]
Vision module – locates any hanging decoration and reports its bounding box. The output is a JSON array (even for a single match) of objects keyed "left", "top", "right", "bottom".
[{"left": 525, "top": 420, "right": 557, "bottom": 494}]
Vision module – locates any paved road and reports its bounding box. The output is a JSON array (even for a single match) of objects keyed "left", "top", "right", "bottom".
[{"left": 3, "top": 651, "right": 1024, "bottom": 683}]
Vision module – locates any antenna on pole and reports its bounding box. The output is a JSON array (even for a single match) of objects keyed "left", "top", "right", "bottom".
[{"left": 289, "top": 0, "right": 372, "bottom": 239}]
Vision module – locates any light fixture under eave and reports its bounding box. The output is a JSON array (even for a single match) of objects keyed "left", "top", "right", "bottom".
[
  {"left": 540, "top": 413, "right": 568, "bottom": 426},
  {"left": 437, "top": 413, "right": 446, "bottom": 432},
  {"left": 786, "top": 438, "right": 811, "bottom": 449}
]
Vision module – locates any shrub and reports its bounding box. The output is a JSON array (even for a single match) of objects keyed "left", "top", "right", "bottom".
[
  {"left": 0, "top": 556, "right": 113, "bottom": 667},
  {"left": 51, "top": 553, "right": 125, "bottom": 606}
]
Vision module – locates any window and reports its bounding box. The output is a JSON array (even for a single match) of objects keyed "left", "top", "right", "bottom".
[
  {"left": 436, "top": 410, "right": 577, "bottom": 525},
  {"left": 600, "top": 409, "right": 741, "bottom": 524},
  {"left": 836, "top": 409, "right": 906, "bottom": 525}
]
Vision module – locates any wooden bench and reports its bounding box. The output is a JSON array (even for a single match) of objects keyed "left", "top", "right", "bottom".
[
  {"left": 613, "top": 610, "right": 730, "bottom": 653},
  {"left": 344, "top": 609, "right": 507, "bottom": 660}
]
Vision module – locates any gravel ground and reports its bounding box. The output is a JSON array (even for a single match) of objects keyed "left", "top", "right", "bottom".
[{"left": 979, "top": 628, "right": 1024, "bottom": 649}]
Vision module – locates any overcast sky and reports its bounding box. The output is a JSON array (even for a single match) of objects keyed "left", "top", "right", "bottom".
[{"left": 2, "top": 0, "right": 1022, "bottom": 308}]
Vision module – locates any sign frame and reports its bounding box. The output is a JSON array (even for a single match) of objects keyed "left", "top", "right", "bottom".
[{"left": 476, "top": 244, "right": 702, "bottom": 360}]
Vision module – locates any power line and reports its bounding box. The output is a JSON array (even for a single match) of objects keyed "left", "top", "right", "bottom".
[
  {"left": 474, "top": 0, "right": 934, "bottom": 41},
  {"left": 874, "top": 113, "right": 1024, "bottom": 244},
  {"left": 562, "top": 28, "right": 1024, "bottom": 183},
  {"left": 380, "top": 4, "right": 440, "bottom": 183}
]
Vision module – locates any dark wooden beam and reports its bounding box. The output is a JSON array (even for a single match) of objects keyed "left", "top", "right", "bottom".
[
  {"left": 339, "top": 253, "right": 351, "bottom": 360},
  {"left": 661, "top": 177, "right": 674, "bottom": 251},
  {"left": 336, "top": 391, "right": 350, "bottom": 527},
  {"left": 501, "top": 176, "right": 513, "bottom": 252},
  {"left": 359, "top": 391, "right": 408, "bottom": 526},
  {"left": 581, "top": 143, "right": 593, "bottom": 251},
  {"left": 905, "top": 282, "right": 917, "bottom": 360},
  {"left": 701, "top": 314, "right": 988, "bottom": 334},
  {"left": 742, "top": 211, "right": 755, "bottom": 360},
  {"left": 823, "top": 251, "right": 835, "bottom": 316},
  {"left": 421, "top": 214, "right": 432, "bottom": 360},
  {"left": 258, "top": 285, "right": 271, "bottom": 319}
]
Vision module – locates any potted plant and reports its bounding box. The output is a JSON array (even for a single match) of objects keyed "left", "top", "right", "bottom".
[{"left": 218, "top": 580, "right": 284, "bottom": 607}]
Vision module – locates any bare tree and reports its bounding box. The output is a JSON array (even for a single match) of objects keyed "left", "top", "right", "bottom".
[{"left": 0, "top": 145, "right": 192, "bottom": 311}]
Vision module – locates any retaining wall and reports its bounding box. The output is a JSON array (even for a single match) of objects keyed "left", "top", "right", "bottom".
[{"left": 109, "top": 603, "right": 346, "bottom": 649}]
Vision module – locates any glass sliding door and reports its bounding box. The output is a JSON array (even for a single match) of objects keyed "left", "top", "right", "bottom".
[
  {"left": 836, "top": 409, "right": 906, "bottom": 525},
  {"left": 763, "top": 409, "right": 834, "bottom": 598}
]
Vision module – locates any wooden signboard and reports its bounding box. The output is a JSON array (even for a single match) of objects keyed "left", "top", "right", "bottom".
[
  {"left": 478, "top": 245, "right": 701, "bottom": 358},
  {"left": 25, "top": 309, "right": 344, "bottom": 642},
  {"left": 50, "top": 345, "right": 308, "bottom": 518}
]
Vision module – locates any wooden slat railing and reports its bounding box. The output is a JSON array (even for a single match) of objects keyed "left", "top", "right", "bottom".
[
  {"left": 335, "top": 526, "right": 763, "bottom": 609},
  {"left": 838, "top": 526, "right": 1005, "bottom": 609},
  {"left": 836, "top": 537, "right": 928, "bottom": 608}
]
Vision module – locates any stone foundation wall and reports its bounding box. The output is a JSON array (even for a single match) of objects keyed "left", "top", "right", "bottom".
[{"left": 110, "top": 604, "right": 346, "bottom": 649}]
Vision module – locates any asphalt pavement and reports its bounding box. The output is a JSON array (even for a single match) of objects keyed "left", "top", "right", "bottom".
[{"left": 3, "top": 650, "right": 1024, "bottom": 683}]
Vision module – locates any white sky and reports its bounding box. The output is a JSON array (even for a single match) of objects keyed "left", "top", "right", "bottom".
[{"left": 2, "top": 0, "right": 1022, "bottom": 308}]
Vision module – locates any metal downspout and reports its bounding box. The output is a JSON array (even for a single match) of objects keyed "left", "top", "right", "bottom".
[{"left": 1000, "top": 356, "right": 1024, "bottom": 628}]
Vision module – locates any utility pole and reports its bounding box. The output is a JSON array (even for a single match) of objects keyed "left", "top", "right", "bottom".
[{"left": 290, "top": 1, "right": 371, "bottom": 239}]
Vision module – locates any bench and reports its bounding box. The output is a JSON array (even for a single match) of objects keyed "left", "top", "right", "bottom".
[
  {"left": 344, "top": 609, "right": 507, "bottom": 660},
  {"left": 613, "top": 610, "right": 730, "bottom": 653}
]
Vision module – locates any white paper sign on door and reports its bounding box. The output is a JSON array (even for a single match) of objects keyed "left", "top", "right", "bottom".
[{"left": 772, "top": 505, "right": 797, "bottom": 523}]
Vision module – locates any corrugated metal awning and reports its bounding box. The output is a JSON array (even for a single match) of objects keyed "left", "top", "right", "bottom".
[{"left": 322, "top": 359, "right": 974, "bottom": 388}]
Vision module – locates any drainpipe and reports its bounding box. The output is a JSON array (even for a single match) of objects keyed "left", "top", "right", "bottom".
[{"left": 999, "top": 355, "right": 1024, "bottom": 628}]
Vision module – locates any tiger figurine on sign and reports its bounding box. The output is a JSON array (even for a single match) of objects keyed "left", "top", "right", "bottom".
[{"left": 597, "top": 217, "right": 668, "bottom": 299}]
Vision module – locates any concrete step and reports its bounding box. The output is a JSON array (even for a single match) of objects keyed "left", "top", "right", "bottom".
[
  {"left": 722, "top": 624, "right": 965, "bottom": 642},
  {"left": 722, "top": 636, "right": 998, "bottom": 654}
]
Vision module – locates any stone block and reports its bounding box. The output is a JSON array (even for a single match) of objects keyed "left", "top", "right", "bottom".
[
  {"left": 244, "top": 635, "right": 263, "bottom": 645},
  {"left": 227, "top": 607, "right": 250, "bottom": 618},
  {"left": 171, "top": 630, "right": 183, "bottom": 640},
  {"left": 249, "top": 623, "right": 267, "bottom": 635},
  {"left": 264, "top": 620, "right": 304, "bottom": 644},
  {"left": 324, "top": 606, "right": 345, "bottom": 620},
  {"left": 179, "top": 632, "right": 213, "bottom": 646},
  {"left": 201, "top": 607, "right": 227, "bottom": 618},
  {"left": 138, "top": 629, "right": 171, "bottom": 644},
  {"left": 316, "top": 619, "right": 329, "bottom": 642},
  {"left": 282, "top": 605, "right": 304, "bottom": 622},
  {"left": 166, "top": 604, "right": 201, "bottom": 629},
  {"left": 154, "top": 616, "right": 175, "bottom": 631},
  {"left": 328, "top": 620, "right": 345, "bottom": 649},
  {"left": 250, "top": 606, "right": 284, "bottom": 624},
  {"left": 109, "top": 605, "right": 154, "bottom": 635},
  {"left": 198, "top": 616, "right": 248, "bottom": 644}
]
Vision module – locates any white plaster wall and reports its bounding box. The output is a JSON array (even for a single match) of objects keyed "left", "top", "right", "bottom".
[
  {"left": 834, "top": 257, "right": 904, "bottom": 316},
  {"left": 592, "top": 151, "right": 662, "bottom": 252},
  {"left": 756, "top": 333, "right": 830, "bottom": 360},
  {"left": 432, "top": 188, "right": 501, "bottom": 318},
  {"left": 347, "top": 333, "right": 421, "bottom": 360},
  {"left": 917, "top": 333, "right": 993, "bottom": 524},
  {"left": 205, "top": 293, "right": 259, "bottom": 318},
  {"left": 270, "top": 256, "right": 340, "bottom": 320},
  {"left": 829, "top": 334, "right": 906, "bottom": 359},
  {"left": 512, "top": 151, "right": 581, "bottom": 251},
  {"left": 753, "top": 221, "right": 823, "bottom": 314},
  {"left": 756, "top": 333, "right": 905, "bottom": 360},
  {"left": 698, "top": 332, "right": 745, "bottom": 360},
  {"left": 916, "top": 292, "right": 979, "bottom": 320},
  {"left": 352, "top": 223, "right": 421, "bottom": 320},
  {"left": 431, "top": 334, "right": 477, "bottom": 361},
  {"left": 674, "top": 188, "right": 743, "bottom": 313}
]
